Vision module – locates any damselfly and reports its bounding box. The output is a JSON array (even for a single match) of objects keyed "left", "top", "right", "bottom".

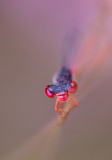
[
  {"left": 45, "top": 25, "right": 111, "bottom": 121},
  {"left": 45, "top": 66, "right": 79, "bottom": 113},
  {"left": 45, "top": 1, "right": 111, "bottom": 120},
  {"left": 45, "top": 30, "right": 82, "bottom": 118}
]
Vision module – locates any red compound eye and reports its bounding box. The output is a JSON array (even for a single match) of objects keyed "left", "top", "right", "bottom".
[
  {"left": 45, "top": 85, "right": 55, "bottom": 98},
  {"left": 69, "top": 80, "right": 78, "bottom": 94}
]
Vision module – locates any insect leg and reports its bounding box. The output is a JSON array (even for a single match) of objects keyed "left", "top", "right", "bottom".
[
  {"left": 61, "top": 95, "right": 79, "bottom": 118},
  {"left": 55, "top": 98, "right": 64, "bottom": 113},
  {"left": 69, "top": 95, "right": 79, "bottom": 109}
]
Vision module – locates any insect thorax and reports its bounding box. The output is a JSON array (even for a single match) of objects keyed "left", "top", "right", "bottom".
[{"left": 56, "top": 67, "right": 72, "bottom": 82}]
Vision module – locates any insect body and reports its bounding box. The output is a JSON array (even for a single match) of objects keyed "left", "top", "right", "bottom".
[{"left": 45, "top": 67, "right": 79, "bottom": 114}]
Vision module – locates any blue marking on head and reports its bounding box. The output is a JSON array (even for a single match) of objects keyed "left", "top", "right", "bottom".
[{"left": 49, "top": 80, "right": 70, "bottom": 95}]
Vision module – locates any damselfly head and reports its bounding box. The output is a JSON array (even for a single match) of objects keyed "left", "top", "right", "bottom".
[
  {"left": 45, "top": 84, "right": 68, "bottom": 101},
  {"left": 45, "top": 80, "right": 78, "bottom": 101}
]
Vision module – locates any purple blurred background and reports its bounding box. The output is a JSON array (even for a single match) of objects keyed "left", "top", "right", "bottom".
[{"left": 0, "top": 0, "right": 112, "bottom": 160}]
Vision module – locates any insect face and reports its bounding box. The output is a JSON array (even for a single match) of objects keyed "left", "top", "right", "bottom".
[{"left": 56, "top": 92, "right": 68, "bottom": 101}]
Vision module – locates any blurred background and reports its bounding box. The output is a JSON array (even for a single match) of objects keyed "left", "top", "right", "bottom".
[{"left": 0, "top": 0, "right": 112, "bottom": 160}]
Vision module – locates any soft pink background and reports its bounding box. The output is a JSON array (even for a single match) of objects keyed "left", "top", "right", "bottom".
[{"left": 0, "top": 0, "right": 112, "bottom": 160}]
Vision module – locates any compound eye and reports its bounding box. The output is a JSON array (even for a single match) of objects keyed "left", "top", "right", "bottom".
[
  {"left": 45, "top": 85, "right": 55, "bottom": 98},
  {"left": 69, "top": 81, "right": 78, "bottom": 94}
]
